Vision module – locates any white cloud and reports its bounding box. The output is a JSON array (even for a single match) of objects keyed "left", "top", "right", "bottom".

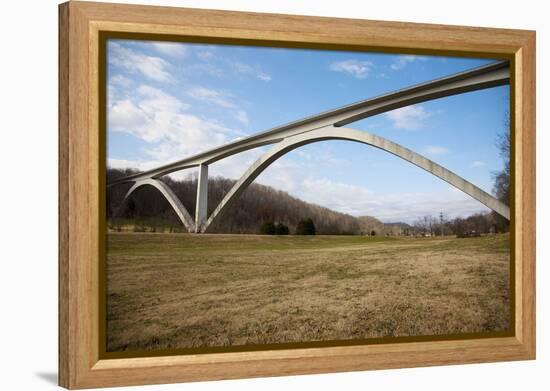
[
  {"left": 109, "top": 42, "right": 173, "bottom": 82},
  {"left": 186, "top": 51, "right": 271, "bottom": 81},
  {"left": 296, "top": 151, "right": 312, "bottom": 160},
  {"left": 187, "top": 87, "right": 237, "bottom": 109},
  {"left": 390, "top": 55, "right": 425, "bottom": 71},
  {"left": 329, "top": 59, "right": 374, "bottom": 79},
  {"left": 107, "top": 82, "right": 242, "bottom": 160},
  {"left": 230, "top": 61, "right": 272, "bottom": 81},
  {"left": 470, "top": 160, "right": 485, "bottom": 168},
  {"left": 197, "top": 51, "right": 214, "bottom": 61},
  {"left": 186, "top": 62, "right": 225, "bottom": 78},
  {"left": 235, "top": 110, "right": 249, "bottom": 125},
  {"left": 423, "top": 145, "right": 450, "bottom": 155},
  {"left": 208, "top": 147, "right": 267, "bottom": 180},
  {"left": 301, "top": 146, "right": 350, "bottom": 166},
  {"left": 367, "top": 189, "right": 490, "bottom": 223},
  {"left": 231, "top": 62, "right": 251, "bottom": 73},
  {"left": 386, "top": 105, "right": 430, "bottom": 130},
  {"left": 137, "top": 85, "right": 189, "bottom": 115},
  {"left": 244, "top": 145, "right": 483, "bottom": 223},
  {"left": 150, "top": 42, "right": 187, "bottom": 58},
  {"left": 108, "top": 157, "right": 200, "bottom": 181},
  {"left": 109, "top": 74, "right": 133, "bottom": 88},
  {"left": 257, "top": 73, "right": 272, "bottom": 82},
  {"left": 255, "top": 169, "right": 489, "bottom": 223},
  {"left": 107, "top": 158, "right": 161, "bottom": 172},
  {"left": 186, "top": 87, "right": 250, "bottom": 127},
  {"left": 108, "top": 99, "right": 150, "bottom": 135}
]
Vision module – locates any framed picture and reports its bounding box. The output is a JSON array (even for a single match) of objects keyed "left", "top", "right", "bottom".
[{"left": 59, "top": 1, "right": 536, "bottom": 389}]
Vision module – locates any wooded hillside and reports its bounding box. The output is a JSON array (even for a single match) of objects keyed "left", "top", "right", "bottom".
[
  {"left": 107, "top": 168, "right": 360, "bottom": 234},
  {"left": 107, "top": 168, "right": 507, "bottom": 235}
]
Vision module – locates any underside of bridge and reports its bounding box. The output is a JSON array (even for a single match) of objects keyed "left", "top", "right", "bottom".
[{"left": 108, "top": 61, "right": 510, "bottom": 233}]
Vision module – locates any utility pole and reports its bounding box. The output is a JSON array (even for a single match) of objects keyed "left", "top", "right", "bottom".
[{"left": 440, "top": 212, "right": 444, "bottom": 237}]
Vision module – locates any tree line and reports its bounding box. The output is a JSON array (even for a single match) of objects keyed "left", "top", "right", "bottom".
[
  {"left": 107, "top": 167, "right": 508, "bottom": 236},
  {"left": 258, "top": 218, "right": 316, "bottom": 235},
  {"left": 410, "top": 212, "right": 508, "bottom": 237}
]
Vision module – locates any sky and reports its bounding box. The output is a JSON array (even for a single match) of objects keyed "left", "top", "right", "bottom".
[{"left": 106, "top": 39, "right": 509, "bottom": 223}]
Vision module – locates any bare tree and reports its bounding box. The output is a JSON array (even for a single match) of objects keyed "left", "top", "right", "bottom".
[
  {"left": 491, "top": 108, "right": 511, "bottom": 233},
  {"left": 493, "top": 111, "right": 510, "bottom": 205}
]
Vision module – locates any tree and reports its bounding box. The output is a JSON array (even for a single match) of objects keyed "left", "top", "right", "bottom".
[
  {"left": 493, "top": 113, "right": 510, "bottom": 205},
  {"left": 296, "top": 218, "right": 316, "bottom": 235},
  {"left": 259, "top": 221, "right": 276, "bottom": 235},
  {"left": 274, "top": 223, "right": 289, "bottom": 235},
  {"left": 491, "top": 109, "right": 510, "bottom": 233},
  {"left": 413, "top": 215, "right": 434, "bottom": 236},
  {"left": 125, "top": 198, "right": 136, "bottom": 218}
]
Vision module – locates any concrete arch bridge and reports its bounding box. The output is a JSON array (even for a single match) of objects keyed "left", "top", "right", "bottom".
[{"left": 108, "top": 61, "right": 510, "bottom": 233}]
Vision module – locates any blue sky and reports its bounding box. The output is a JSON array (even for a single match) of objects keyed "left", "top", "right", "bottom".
[{"left": 106, "top": 40, "right": 509, "bottom": 223}]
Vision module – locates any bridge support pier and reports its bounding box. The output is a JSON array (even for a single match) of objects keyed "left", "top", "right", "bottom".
[{"left": 195, "top": 164, "right": 208, "bottom": 232}]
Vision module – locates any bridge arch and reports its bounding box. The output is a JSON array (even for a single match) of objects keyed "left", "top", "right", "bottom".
[
  {"left": 118, "top": 178, "right": 195, "bottom": 232},
  {"left": 202, "top": 126, "right": 509, "bottom": 232},
  {"left": 107, "top": 61, "right": 511, "bottom": 233}
]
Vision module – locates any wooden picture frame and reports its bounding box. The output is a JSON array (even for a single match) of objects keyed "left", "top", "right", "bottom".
[{"left": 59, "top": 1, "right": 536, "bottom": 388}]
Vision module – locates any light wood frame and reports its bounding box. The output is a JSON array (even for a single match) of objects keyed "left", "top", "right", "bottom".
[{"left": 59, "top": 1, "right": 536, "bottom": 388}]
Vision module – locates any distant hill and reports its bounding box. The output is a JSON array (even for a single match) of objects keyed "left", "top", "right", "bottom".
[
  {"left": 357, "top": 216, "right": 385, "bottom": 235},
  {"left": 357, "top": 216, "right": 413, "bottom": 236},
  {"left": 383, "top": 222, "right": 414, "bottom": 236}
]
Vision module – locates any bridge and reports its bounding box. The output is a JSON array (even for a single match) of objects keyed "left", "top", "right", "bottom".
[{"left": 108, "top": 61, "right": 511, "bottom": 233}]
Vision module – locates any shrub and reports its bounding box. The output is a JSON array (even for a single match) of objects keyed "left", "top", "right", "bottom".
[
  {"left": 259, "top": 221, "right": 276, "bottom": 235},
  {"left": 275, "top": 223, "right": 289, "bottom": 235},
  {"left": 296, "top": 218, "right": 316, "bottom": 235}
]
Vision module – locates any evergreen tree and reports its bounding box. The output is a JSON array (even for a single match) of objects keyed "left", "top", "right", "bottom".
[
  {"left": 275, "top": 223, "right": 289, "bottom": 235},
  {"left": 296, "top": 218, "right": 316, "bottom": 235},
  {"left": 259, "top": 221, "right": 276, "bottom": 235}
]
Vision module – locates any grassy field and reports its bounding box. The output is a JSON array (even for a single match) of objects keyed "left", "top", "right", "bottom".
[{"left": 106, "top": 233, "right": 510, "bottom": 352}]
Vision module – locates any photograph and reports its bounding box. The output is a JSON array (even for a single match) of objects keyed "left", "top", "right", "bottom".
[{"left": 104, "top": 39, "right": 512, "bottom": 354}]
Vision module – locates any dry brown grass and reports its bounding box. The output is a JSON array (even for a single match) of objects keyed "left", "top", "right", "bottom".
[{"left": 106, "top": 233, "right": 510, "bottom": 352}]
